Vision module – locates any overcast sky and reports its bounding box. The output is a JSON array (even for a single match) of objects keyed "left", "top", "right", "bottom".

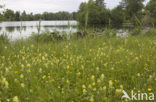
[{"left": 0, "top": 0, "right": 150, "bottom": 14}]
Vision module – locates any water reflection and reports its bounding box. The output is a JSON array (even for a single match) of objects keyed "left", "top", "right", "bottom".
[
  {"left": 6, "top": 27, "right": 15, "bottom": 33},
  {"left": 16, "top": 26, "right": 27, "bottom": 32},
  {"left": 0, "top": 21, "right": 77, "bottom": 40}
]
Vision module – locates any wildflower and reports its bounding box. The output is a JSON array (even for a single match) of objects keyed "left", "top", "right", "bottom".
[
  {"left": 14, "top": 79, "right": 18, "bottom": 83},
  {"left": 39, "top": 68, "right": 42, "bottom": 73},
  {"left": 13, "top": 96, "right": 20, "bottom": 102},
  {"left": 66, "top": 80, "right": 70, "bottom": 84},
  {"left": 42, "top": 75, "right": 46, "bottom": 79},
  {"left": 21, "top": 64, "right": 24, "bottom": 68},
  {"left": 42, "top": 56, "right": 45, "bottom": 60},
  {"left": 100, "top": 74, "right": 105, "bottom": 80},
  {"left": 92, "top": 82, "right": 96, "bottom": 86},
  {"left": 76, "top": 72, "right": 81, "bottom": 76},
  {"left": 4, "top": 81, "right": 9, "bottom": 88},
  {"left": 103, "top": 86, "right": 106, "bottom": 91},
  {"left": 137, "top": 73, "right": 141, "bottom": 77},
  {"left": 120, "top": 85, "right": 123, "bottom": 89},
  {"left": 83, "top": 89, "right": 87, "bottom": 94},
  {"left": 7, "top": 99, "right": 10, "bottom": 102},
  {"left": 20, "top": 74, "right": 24, "bottom": 79},
  {"left": 93, "top": 88, "right": 96, "bottom": 91},
  {"left": 97, "top": 79, "right": 101, "bottom": 83},
  {"left": 39, "top": 53, "right": 42, "bottom": 57},
  {"left": 2, "top": 78, "right": 9, "bottom": 88},
  {"left": 67, "top": 65, "right": 70, "bottom": 69},
  {"left": 96, "top": 67, "right": 99, "bottom": 72},
  {"left": 115, "top": 80, "right": 118, "bottom": 83},
  {"left": 115, "top": 89, "right": 122, "bottom": 94},
  {"left": 88, "top": 84, "right": 92, "bottom": 89},
  {"left": 109, "top": 80, "right": 113, "bottom": 88},
  {"left": 91, "top": 75, "right": 95, "bottom": 80},
  {"left": 21, "top": 83, "right": 25, "bottom": 88},
  {"left": 58, "top": 86, "right": 61, "bottom": 89},
  {"left": 148, "top": 88, "right": 152, "bottom": 92},
  {"left": 90, "top": 96, "right": 94, "bottom": 102},
  {"left": 82, "top": 85, "right": 86, "bottom": 89},
  {"left": 27, "top": 64, "right": 31, "bottom": 67}
]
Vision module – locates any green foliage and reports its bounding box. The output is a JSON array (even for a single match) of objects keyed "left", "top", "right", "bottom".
[
  {"left": 120, "top": 0, "right": 145, "bottom": 24},
  {"left": 78, "top": 0, "right": 145, "bottom": 28},
  {"left": 78, "top": 0, "right": 110, "bottom": 27},
  {"left": 0, "top": 9, "right": 77, "bottom": 21},
  {"left": 146, "top": 0, "right": 156, "bottom": 25},
  {"left": 144, "top": 29, "right": 156, "bottom": 36},
  {"left": 3, "top": 9, "right": 15, "bottom": 21},
  {"left": 130, "top": 28, "right": 142, "bottom": 36},
  {"left": 110, "top": 6, "right": 124, "bottom": 27}
]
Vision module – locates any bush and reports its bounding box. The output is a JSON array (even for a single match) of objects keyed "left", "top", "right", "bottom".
[
  {"left": 145, "top": 29, "right": 156, "bottom": 36},
  {"left": 130, "top": 28, "right": 142, "bottom": 36}
]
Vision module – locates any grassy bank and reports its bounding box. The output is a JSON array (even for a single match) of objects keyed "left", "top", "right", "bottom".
[{"left": 0, "top": 33, "right": 156, "bottom": 102}]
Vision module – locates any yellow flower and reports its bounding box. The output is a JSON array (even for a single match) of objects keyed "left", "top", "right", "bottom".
[
  {"left": 58, "top": 86, "right": 61, "bottom": 89},
  {"left": 93, "top": 88, "right": 96, "bottom": 91},
  {"left": 92, "top": 82, "right": 96, "bottom": 86},
  {"left": 148, "top": 88, "right": 152, "bottom": 92},
  {"left": 20, "top": 74, "right": 24, "bottom": 79},
  {"left": 90, "top": 96, "right": 94, "bottom": 102},
  {"left": 109, "top": 80, "right": 113, "bottom": 88},
  {"left": 83, "top": 89, "right": 87, "bottom": 94},
  {"left": 100, "top": 74, "right": 105, "bottom": 80},
  {"left": 91, "top": 75, "right": 95, "bottom": 80},
  {"left": 82, "top": 85, "right": 86, "bottom": 89},
  {"left": 21, "top": 83, "right": 25, "bottom": 88},
  {"left": 120, "top": 85, "right": 123, "bottom": 89},
  {"left": 39, "top": 68, "right": 42, "bottom": 73},
  {"left": 115, "top": 89, "right": 122, "bottom": 94},
  {"left": 137, "top": 73, "right": 141, "bottom": 77},
  {"left": 97, "top": 79, "right": 101, "bottom": 83},
  {"left": 88, "top": 84, "right": 92, "bottom": 89},
  {"left": 2, "top": 78, "right": 9, "bottom": 88},
  {"left": 39, "top": 53, "right": 42, "bottom": 57},
  {"left": 4, "top": 46, "right": 7, "bottom": 49},
  {"left": 42, "top": 75, "right": 46, "bottom": 79},
  {"left": 27, "top": 64, "right": 31, "bottom": 67},
  {"left": 13, "top": 96, "right": 20, "bottom": 102}
]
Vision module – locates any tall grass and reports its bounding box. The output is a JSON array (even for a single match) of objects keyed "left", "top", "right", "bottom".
[
  {"left": 36, "top": 20, "right": 41, "bottom": 45},
  {"left": 0, "top": 32, "right": 155, "bottom": 101}
]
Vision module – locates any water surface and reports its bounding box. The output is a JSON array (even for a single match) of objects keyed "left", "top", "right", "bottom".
[{"left": 0, "top": 20, "right": 77, "bottom": 40}]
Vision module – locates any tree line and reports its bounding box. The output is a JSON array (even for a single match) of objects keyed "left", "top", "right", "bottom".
[
  {"left": 0, "top": 0, "right": 156, "bottom": 28},
  {"left": 0, "top": 9, "right": 77, "bottom": 21},
  {"left": 78, "top": 0, "right": 156, "bottom": 28}
]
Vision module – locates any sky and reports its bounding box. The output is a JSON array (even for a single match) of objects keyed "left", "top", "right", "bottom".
[{"left": 0, "top": 0, "right": 150, "bottom": 14}]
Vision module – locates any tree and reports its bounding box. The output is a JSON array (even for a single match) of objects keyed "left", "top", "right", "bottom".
[
  {"left": 3, "top": 9, "right": 15, "bottom": 21},
  {"left": 120, "top": 0, "right": 145, "bottom": 22},
  {"left": 21, "top": 11, "right": 27, "bottom": 20},
  {"left": 95, "top": 0, "right": 105, "bottom": 7},
  {"left": 78, "top": 0, "right": 110, "bottom": 27},
  {"left": 146, "top": 0, "right": 156, "bottom": 24},
  {"left": 111, "top": 5, "right": 124, "bottom": 27},
  {"left": 15, "top": 11, "right": 20, "bottom": 21}
]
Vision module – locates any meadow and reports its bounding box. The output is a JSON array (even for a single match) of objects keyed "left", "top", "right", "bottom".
[{"left": 0, "top": 30, "right": 156, "bottom": 102}]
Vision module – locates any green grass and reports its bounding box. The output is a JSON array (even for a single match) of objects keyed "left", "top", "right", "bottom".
[{"left": 0, "top": 34, "right": 156, "bottom": 102}]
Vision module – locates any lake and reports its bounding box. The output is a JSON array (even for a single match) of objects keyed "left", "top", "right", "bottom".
[{"left": 0, "top": 20, "right": 77, "bottom": 40}]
